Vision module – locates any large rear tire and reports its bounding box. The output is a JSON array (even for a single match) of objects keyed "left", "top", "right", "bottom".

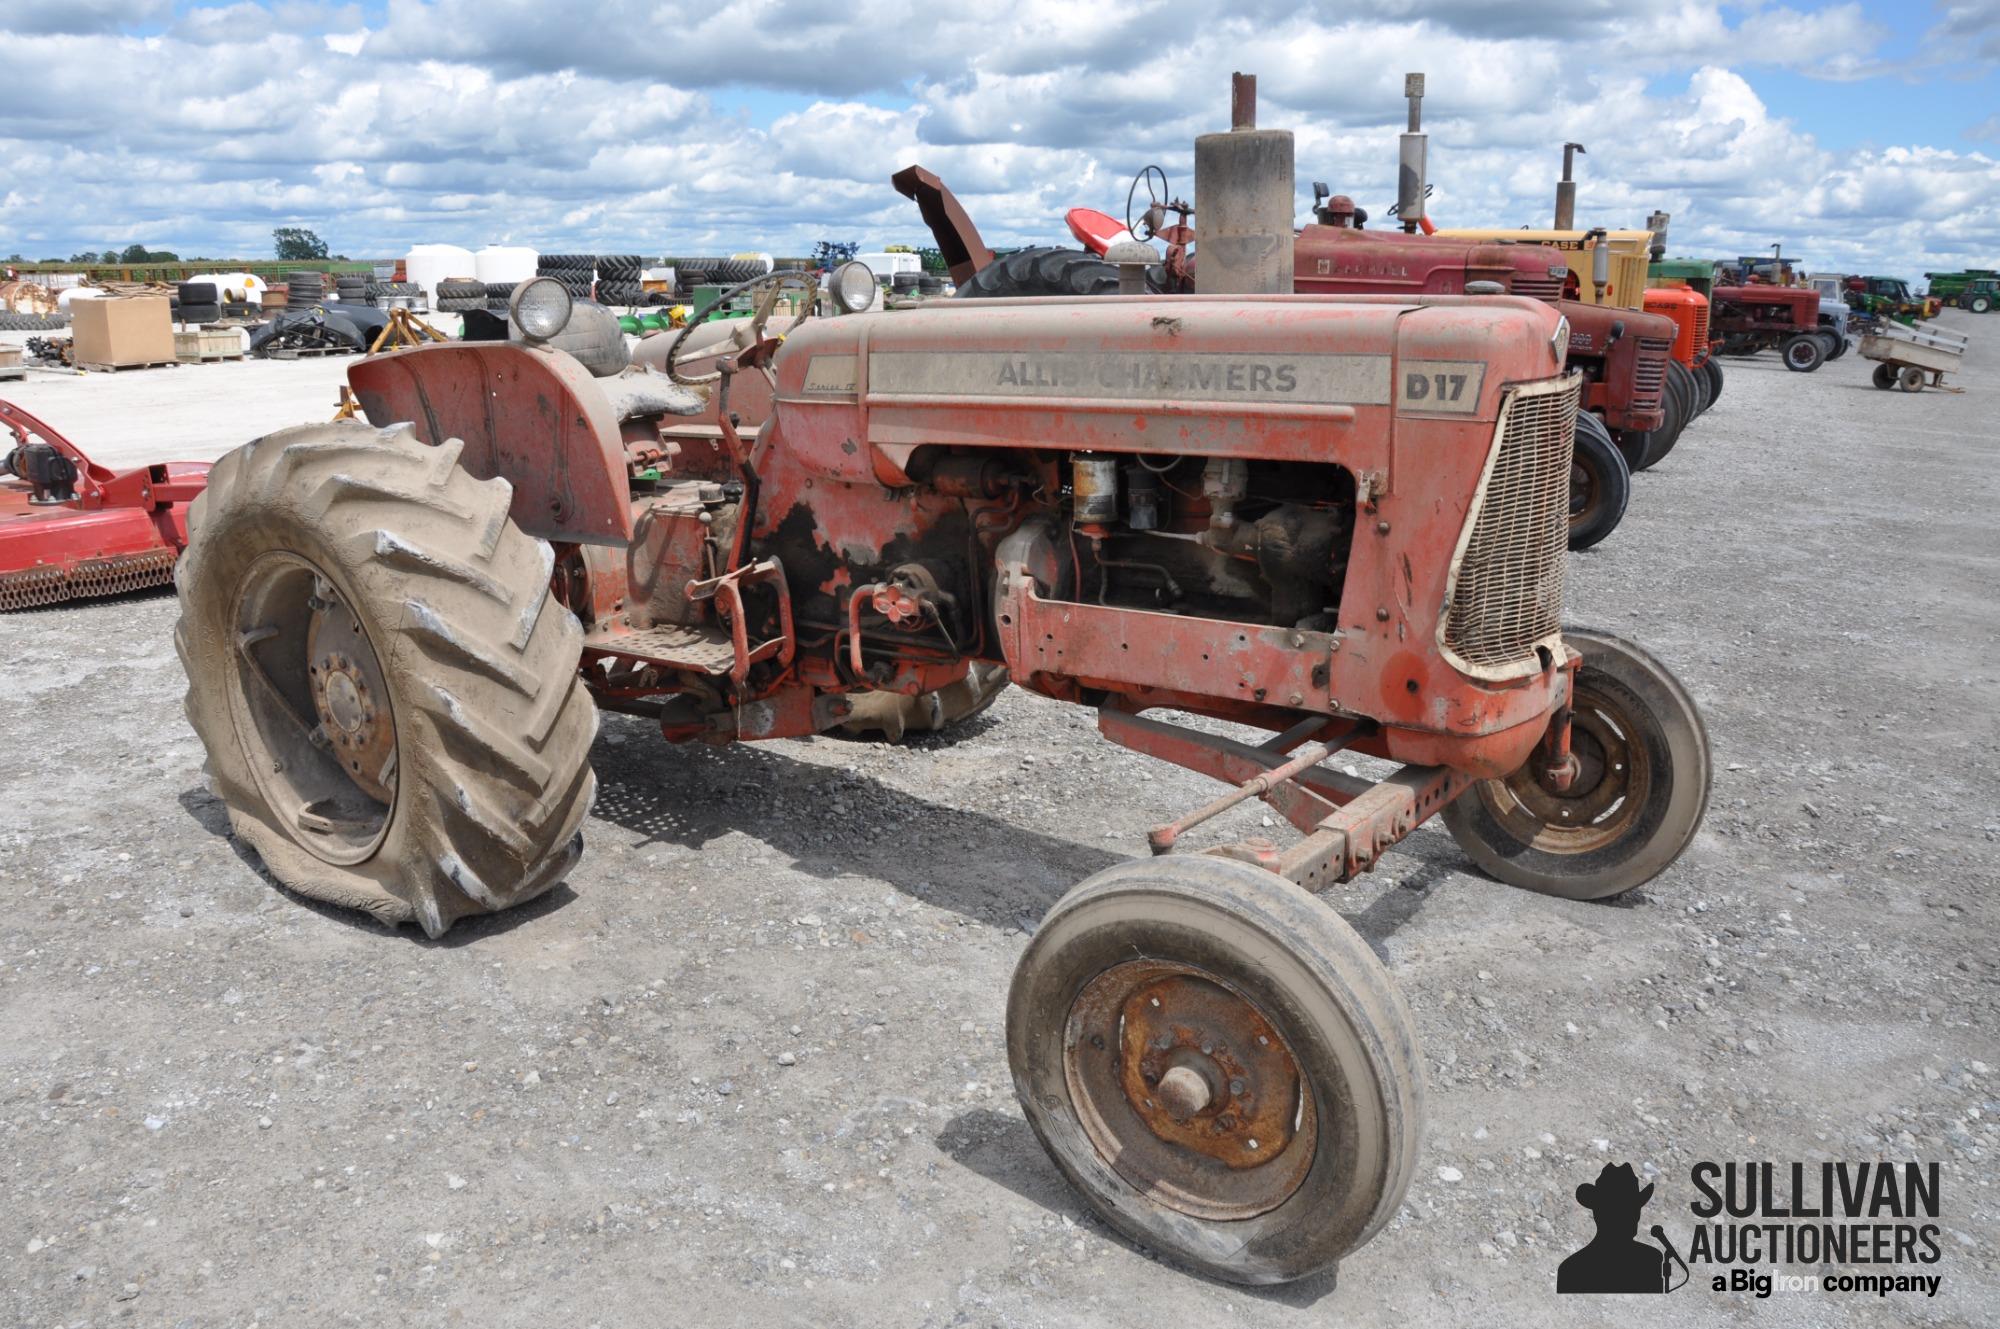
[
  {"left": 175, "top": 422, "right": 598, "bottom": 936},
  {"left": 1781, "top": 334, "right": 1824, "bottom": 372},
  {"left": 1568, "top": 413, "right": 1630, "bottom": 552},
  {"left": 1701, "top": 357, "right": 1724, "bottom": 407},
  {"left": 1442, "top": 627, "right": 1710, "bottom": 901},
  {"left": 956, "top": 246, "right": 1167, "bottom": 298},
  {"left": 1008, "top": 856, "right": 1423, "bottom": 1286}
]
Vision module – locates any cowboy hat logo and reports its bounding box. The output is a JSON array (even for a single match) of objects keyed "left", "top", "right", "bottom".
[{"left": 1557, "top": 1162, "right": 1687, "bottom": 1294}]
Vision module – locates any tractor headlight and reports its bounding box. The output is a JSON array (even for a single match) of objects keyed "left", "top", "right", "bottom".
[
  {"left": 510, "top": 277, "right": 574, "bottom": 341},
  {"left": 1551, "top": 315, "right": 1570, "bottom": 368},
  {"left": 829, "top": 260, "right": 878, "bottom": 315}
]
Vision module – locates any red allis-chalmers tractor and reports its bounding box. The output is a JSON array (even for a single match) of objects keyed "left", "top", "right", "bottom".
[{"left": 173, "top": 266, "right": 1711, "bottom": 1283}]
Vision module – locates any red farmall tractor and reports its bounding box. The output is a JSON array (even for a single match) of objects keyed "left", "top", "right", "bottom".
[
  {"left": 174, "top": 191, "right": 1710, "bottom": 1288},
  {"left": 1711, "top": 285, "right": 1830, "bottom": 371}
]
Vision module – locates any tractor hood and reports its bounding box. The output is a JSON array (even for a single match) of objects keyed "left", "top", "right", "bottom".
[{"left": 764, "top": 293, "right": 1572, "bottom": 490}]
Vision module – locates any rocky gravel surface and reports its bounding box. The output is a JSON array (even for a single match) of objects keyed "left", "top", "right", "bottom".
[{"left": 2, "top": 314, "right": 1995, "bottom": 1326}]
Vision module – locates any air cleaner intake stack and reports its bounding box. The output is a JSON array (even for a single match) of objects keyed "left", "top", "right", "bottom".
[{"left": 1194, "top": 72, "right": 1294, "bottom": 293}]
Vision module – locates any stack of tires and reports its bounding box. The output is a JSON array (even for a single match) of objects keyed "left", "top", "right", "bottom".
[
  {"left": 335, "top": 274, "right": 369, "bottom": 303},
  {"left": 484, "top": 281, "right": 518, "bottom": 312},
  {"left": 666, "top": 257, "right": 768, "bottom": 289},
  {"left": 364, "top": 281, "right": 418, "bottom": 308},
  {"left": 176, "top": 281, "right": 222, "bottom": 325},
  {"left": 433, "top": 279, "right": 486, "bottom": 313},
  {"left": 285, "top": 271, "right": 325, "bottom": 307},
  {"left": 594, "top": 255, "right": 647, "bottom": 306},
  {"left": 536, "top": 254, "right": 596, "bottom": 299}
]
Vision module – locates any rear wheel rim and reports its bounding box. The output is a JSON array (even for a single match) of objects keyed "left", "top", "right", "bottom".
[
  {"left": 1064, "top": 959, "right": 1318, "bottom": 1221},
  {"left": 230, "top": 553, "right": 397, "bottom": 865}
]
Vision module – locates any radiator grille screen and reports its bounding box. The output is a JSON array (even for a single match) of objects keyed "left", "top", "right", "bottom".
[{"left": 1441, "top": 376, "right": 1579, "bottom": 676}]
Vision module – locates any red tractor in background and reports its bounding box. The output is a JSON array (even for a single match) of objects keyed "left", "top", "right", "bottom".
[
  {"left": 171, "top": 76, "right": 1711, "bottom": 1288},
  {"left": 1711, "top": 285, "right": 1829, "bottom": 371}
]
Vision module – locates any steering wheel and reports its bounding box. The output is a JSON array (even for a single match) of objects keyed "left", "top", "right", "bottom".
[
  {"left": 1126, "top": 165, "right": 1171, "bottom": 240},
  {"left": 663, "top": 268, "right": 821, "bottom": 387}
]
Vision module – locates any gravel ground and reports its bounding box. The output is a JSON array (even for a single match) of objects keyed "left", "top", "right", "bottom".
[{"left": 2, "top": 314, "right": 1995, "bottom": 1326}]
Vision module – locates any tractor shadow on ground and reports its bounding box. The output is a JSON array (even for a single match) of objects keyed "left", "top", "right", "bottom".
[
  {"left": 173, "top": 785, "right": 578, "bottom": 944},
  {"left": 584, "top": 714, "right": 1124, "bottom": 931},
  {"left": 935, "top": 1107, "right": 1343, "bottom": 1305},
  {"left": 585, "top": 711, "right": 1462, "bottom": 952}
]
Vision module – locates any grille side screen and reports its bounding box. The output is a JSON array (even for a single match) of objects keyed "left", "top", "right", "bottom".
[{"left": 1440, "top": 375, "right": 1579, "bottom": 679}]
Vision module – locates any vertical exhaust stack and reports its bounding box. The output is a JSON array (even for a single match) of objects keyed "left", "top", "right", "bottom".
[
  {"left": 1193, "top": 72, "right": 1295, "bottom": 294},
  {"left": 1555, "top": 142, "right": 1586, "bottom": 230},
  {"left": 1398, "top": 73, "right": 1428, "bottom": 235}
]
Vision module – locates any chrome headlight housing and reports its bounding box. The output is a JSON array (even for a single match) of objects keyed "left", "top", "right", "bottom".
[
  {"left": 829, "top": 260, "right": 878, "bottom": 315},
  {"left": 509, "top": 276, "right": 574, "bottom": 341}
]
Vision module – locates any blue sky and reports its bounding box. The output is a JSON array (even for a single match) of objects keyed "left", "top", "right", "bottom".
[{"left": 4, "top": 1, "right": 1997, "bottom": 280}]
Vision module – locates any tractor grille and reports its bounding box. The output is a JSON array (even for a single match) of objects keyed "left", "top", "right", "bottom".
[
  {"left": 1440, "top": 375, "right": 1579, "bottom": 679},
  {"left": 1511, "top": 273, "right": 1565, "bottom": 301},
  {"left": 1633, "top": 337, "right": 1671, "bottom": 409},
  {"left": 1693, "top": 303, "right": 1710, "bottom": 362}
]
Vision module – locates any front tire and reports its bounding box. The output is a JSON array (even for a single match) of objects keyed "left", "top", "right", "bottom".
[
  {"left": 1442, "top": 627, "right": 1710, "bottom": 901},
  {"left": 175, "top": 422, "right": 599, "bottom": 936},
  {"left": 1971, "top": 295, "right": 1992, "bottom": 314},
  {"left": 1568, "top": 414, "right": 1631, "bottom": 551},
  {"left": 1008, "top": 856, "right": 1423, "bottom": 1286}
]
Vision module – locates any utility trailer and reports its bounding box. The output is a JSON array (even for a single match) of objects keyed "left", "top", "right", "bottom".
[{"left": 1861, "top": 321, "right": 1969, "bottom": 392}]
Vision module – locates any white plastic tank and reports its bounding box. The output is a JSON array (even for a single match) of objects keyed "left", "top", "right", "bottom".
[
  {"left": 730, "top": 252, "right": 776, "bottom": 275},
  {"left": 57, "top": 287, "right": 109, "bottom": 312},
  {"left": 475, "top": 245, "right": 538, "bottom": 286},
  {"left": 405, "top": 244, "right": 477, "bottom": 304},
  {"left": 856, "top": 252, "right": 921, "bottom": 280},
  {"left": 199, "top": 272, "right": 266, "bottom": 304}
]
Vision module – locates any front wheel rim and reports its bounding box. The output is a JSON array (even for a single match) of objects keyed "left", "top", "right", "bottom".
[
  {"left": 1064, "top": 959, "right": 1318, "bottom": 1221},
  {"left": 1473, "top": 680, "right": 1652, "bottom": 855}
]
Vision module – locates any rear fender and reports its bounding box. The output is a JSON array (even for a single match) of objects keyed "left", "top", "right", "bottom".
[{"left": 348, "top": 342, "right": 633, "bottom": 547}]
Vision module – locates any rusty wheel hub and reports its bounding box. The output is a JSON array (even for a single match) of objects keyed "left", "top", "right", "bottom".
[
  {"left": 1065, "top": 959, "right": 1316, "bottom": 1220},
  {"left": 305, "top": 582, "right": 397, "bottom": 804},
  {"left": 1481, "top": 684, "right": 1648, "bottom": 853}
]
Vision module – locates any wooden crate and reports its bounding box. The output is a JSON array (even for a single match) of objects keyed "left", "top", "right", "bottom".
[{"left": 174, "top": 329, "right": 245, "bottom": 363}]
